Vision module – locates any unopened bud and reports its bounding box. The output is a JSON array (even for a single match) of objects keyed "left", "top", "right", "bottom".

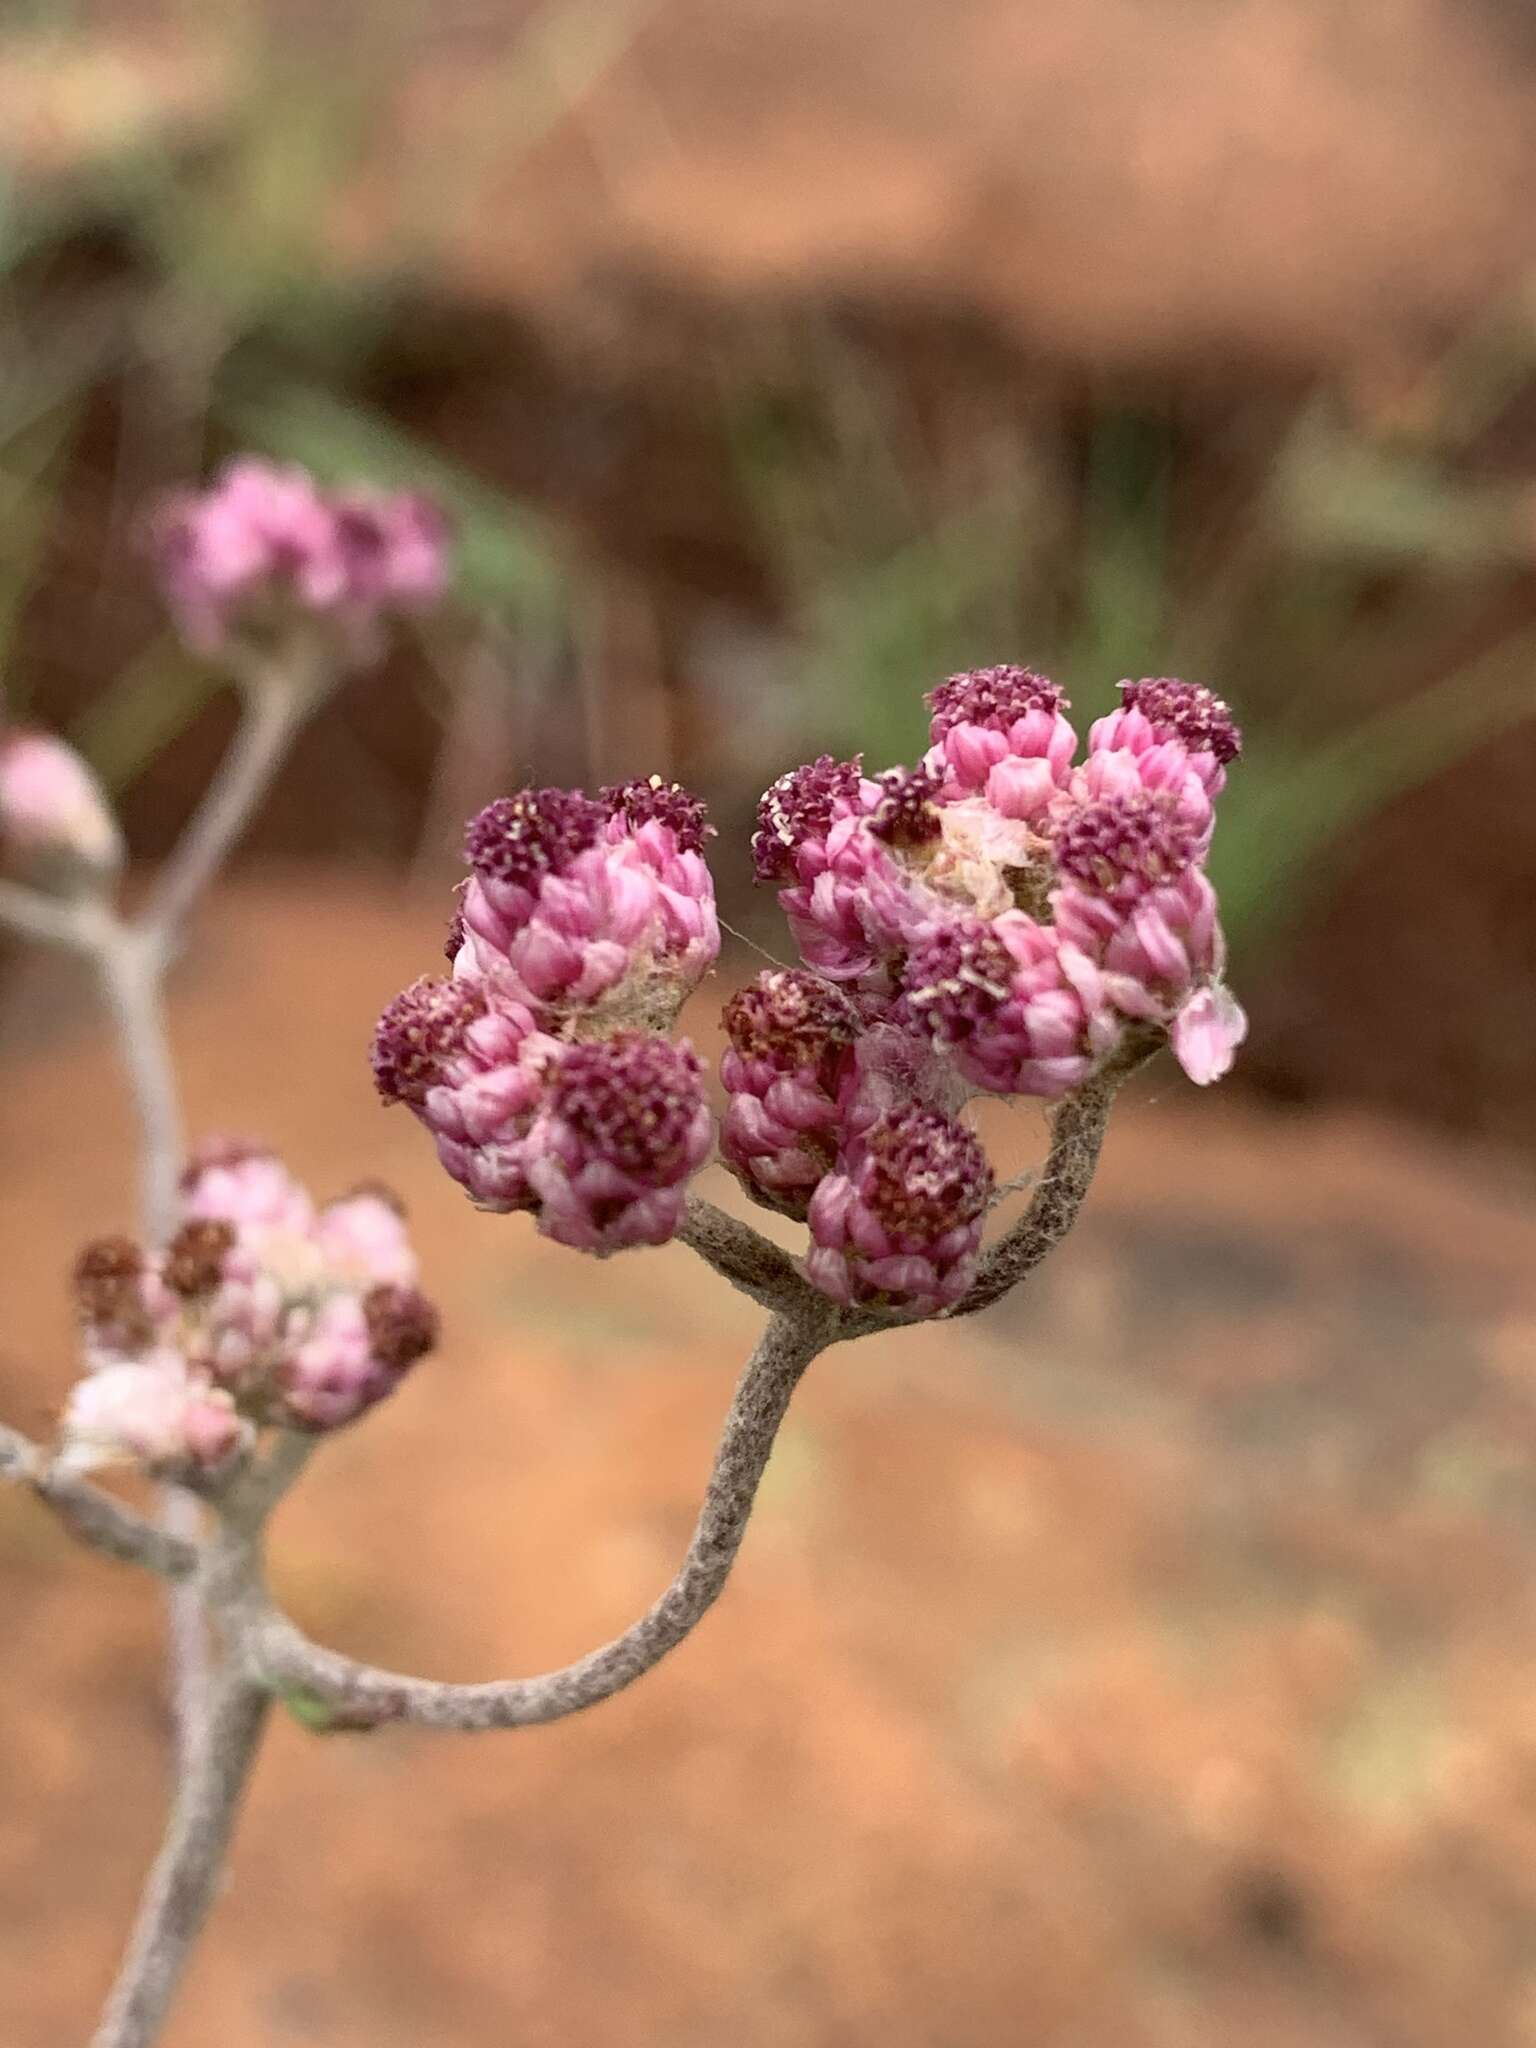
[{"left": 0, "top": 732, "right": 122, "bottom": 889}]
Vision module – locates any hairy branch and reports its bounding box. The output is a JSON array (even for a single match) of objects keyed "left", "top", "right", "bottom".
[
  {"left": 236, "top": 1307, "right": 832, "bottom": 1730},
  {"left": 95, "top": 921, "right": 204, "bottom": 1749},
  {"left": 0, "top": 880, "right": 103, "bottom": 950},
  {"left": 677, "top": 1194, "right": 815, "bottom": 1314},
  {"left": 949, "top": 1074, "right": 1119, "bottom": 1320},
  {"left": 90, "top": 1667, "right": 270, "bottom": 2048},
  {"left": 142, "top": 665, "right": 316, "bottom": 948},
  {"left": 95, "top": 930, "right": 184, "bottom": 1242},
  {"left": 0, "top": 1425, "right": 199, "bottom": 1579}
]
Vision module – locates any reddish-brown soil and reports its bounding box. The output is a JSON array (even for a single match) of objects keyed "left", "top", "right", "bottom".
[
  {"left": 51, "top": 0, "right": 1536, "bottom": 373},
  {"left": 5, "top": 878, "right": 1536, "bottom": 2045}
]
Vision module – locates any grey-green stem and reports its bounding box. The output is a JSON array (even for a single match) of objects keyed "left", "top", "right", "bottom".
[
  {"left": 141, "top": 659, "right": 320, "bottom": 950},
  {"left": 0, "top": 661, "right": 327, "bottom": 1762},
  {"left": 0, "top": 1424, "right": 198, "bottom": 1579},
  {"left": 89, "top": 1664, "right": 270, "bottom": 2048},
  {"left": 235, "top": 1307, "right": 833, "bottom": 1729}
]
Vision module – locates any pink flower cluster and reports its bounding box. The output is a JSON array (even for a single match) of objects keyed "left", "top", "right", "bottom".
[
  {"left": 148, "top": 458, "right": 449, "bottom": 661},
  {"left": 723, "top": 665, "right": 1247, "bottom": 1313},
  {"left": 59, "top": 1145, "right": 438, "bottom": 1477},
  {"left": 376, "top": 664, "right": 1244, "bottom": 1322},
  {"left": 372, "top": 779, "right": 720, "bottom": 1255},
  {"left": 749, "top": 666, "right": 1244, "bottom": 1080}
]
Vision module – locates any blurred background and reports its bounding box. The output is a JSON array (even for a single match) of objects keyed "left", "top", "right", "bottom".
[{"left": 6, "top": 0, "right": 1536, "bottom": 2042}]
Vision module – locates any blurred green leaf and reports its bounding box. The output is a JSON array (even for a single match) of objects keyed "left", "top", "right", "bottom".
[
  {"left": 1213, "top": 632, "right": 1536, "bottom": 950},
  {"left": 68, "top": 640, "right": 216, "bottom": 792}
]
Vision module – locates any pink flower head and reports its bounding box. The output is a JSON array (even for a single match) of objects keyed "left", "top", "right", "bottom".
[
  {"left": 148, "top": 458, "right": 448, "bottom": 661},
  {"left": 525, "top": 1033, "right": 713, "bottom": 1255},
  {"left": 1053, "top": 864, "right": 1245, "bottom": 1086},
  {"left": 1088, "top": 677, "right": 1242, "bottom": 796},
  {"left": 0, "top": 731, "right": 122, "bottom": 884},
  {"left": 752, "top": 753, "right": 873, "bottom": 884},
  {"left": 313, "top": 1186, "right": 419, "bottom": 1290},
  {"left": 59, "top": 1356, "right": 248, "bottom": 1477},
  {"left": 899, "top": 911, "right": 1118, "bottom": 1099},
  {"left": 805, "top": 1104, "right": 992, "bottom": 1317},
  {"left": 371, "top": 973, "right": 555, "bottom": 1211},
  {"left": 330, "top": 489, "right": 451, "bottom": 611},
  {"left": 1051, "top": 791, "right": 1200, "bottom": 908},
  {"left": 180, "top": 1140, "right": 316, "bottom": 1237},
  {"left": 462, "top": 783, "right": 717, "bottom": 1026},
  {"left": 61, "top": 1155, "right": 440, "bottom": 1459},
  {"left": 924, "top": 665, "right": 1077, "bottom": 800},
  {"left": 720, "top": 969, "right": 860, "bottom": 1218},
  {"left": 275, "top": 1283, "right": 439, "bottom": 1431},
  {"left": 149, "top": 458, "right": 342, "bottom": 652},
  {"left": 600, "top": 776, "right": 721, "bottom": 1002},
  {"left": 753, "top": 755, "right": 937, "bottom": 987}
]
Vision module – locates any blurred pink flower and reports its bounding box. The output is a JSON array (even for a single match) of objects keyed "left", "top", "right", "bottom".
[
  {"left": 148, "top": 457, "right": 449, "bottom": 661},
  {"left": 0, "top": 730, "right": 122, "bottom": 882},
  {"left": 62, "top": 1151, "right": 440, "bottom": 1462}
]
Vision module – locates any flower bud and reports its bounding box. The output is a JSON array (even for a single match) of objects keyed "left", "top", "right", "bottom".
[
  {"left": 923, "top": 665, "right": 1077, "bottom": 798},
  {"left": 805, "top": 1105, "right": 992, "bottom": 1317},
  {"left": 752, "top": 756, "right": 940, "bottom": 988},
  {"left": 1051, "top": 792, "right": 1199, "bottom": 907},
  {"left": 899, "top": 912, "right": 1118, "bottom": 1098},
  {"left": 330, "top": 489, "right": 451, "bottom": 613},
  {"left": 525, "top": 1033, "right": 713, "bottom": 1254},
  {"left": 599, "top": 776, "right": 721, "bottom": 1013},
  {"left": 720, "top": 970, "right": 859, "bottom": 1218},
  {"left": 273, "top": 1283, "right": 438, "bottom": 1432},
  {"left": 0, "top": 731, "right": 122, "bottom": 888},
  {"left": 60, "top": 1357, "right": 248, "bottom": 1477},
  {"left": 1087, "top": 677, "right": 1242, "bottom": 795},
  {"left": 462, "top": 782, "right": 718, "bottom": 1027},
  {"left": 1053, "top": 864, "right": 1246, "bottom": 1086},
  {"left": 73, "top": 1235, "right": 156, "bottom": 1353},
  {"left": 752, "top": 754, "right": 872, "bottom": 884},
  {"left": 313, "top": 1187, "right": 419, "bottom": 1289},
  {"left": 371, "top": 973, "right": 555, "bottom": 1211},
  {"left": 180, "top": 1140, "right": 316, "bottom": 1236}
]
